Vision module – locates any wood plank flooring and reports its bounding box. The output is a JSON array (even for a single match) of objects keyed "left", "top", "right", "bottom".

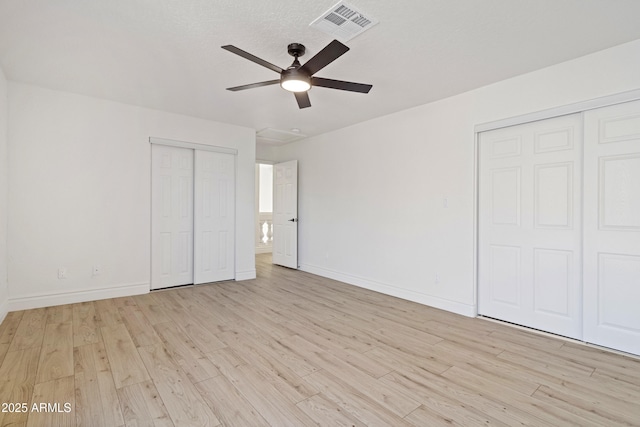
[{"left": 0, "top": 253, "right": 639, "bottom": 426}]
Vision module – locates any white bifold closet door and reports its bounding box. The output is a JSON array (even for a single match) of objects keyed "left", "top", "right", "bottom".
[
  {"left": 583, "top": 100, "right": 640, "bottom": 356},
  {"left": 478, "top": 114, "right": 583, "bottom": 339},
  {"left": 151, "top": 145, "right": 235, "bottom": 290}
]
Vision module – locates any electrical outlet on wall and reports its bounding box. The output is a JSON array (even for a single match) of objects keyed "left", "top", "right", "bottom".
[{"left": 58, "top": 268, "right": 67, "bottom": 279}]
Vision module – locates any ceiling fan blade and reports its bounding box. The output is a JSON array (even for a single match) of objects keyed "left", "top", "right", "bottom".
[
  {"left": 294, "top": 91, "right": 311, "bottom": 109},
  {"left": 311, "top": 77, "right": 372, "bottom": 93},
  {"left": 226, "top": 80, "right": 280, "bottom": 91},
  {"left": 299, "top": 40, "right": 349, "bottom": 76},
  {"left": 221, "top": 45, "right": 284, "bottom": 74}
]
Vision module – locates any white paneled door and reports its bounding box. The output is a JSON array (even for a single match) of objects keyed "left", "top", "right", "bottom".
[
  {"left": 479, "top": 114, "right": 583, "bottom": 339},
  {"left": 151, "top": 145, "right": 194, "bottom": 289},
  {"left": 272, "top": 160, "right": 298, "bottom": 269},
  {"left": 151, "top": 144, "right": 236, "bottom": 290},
  {"left": 194, "top": 151, "right": 235, "bottom": 284},
  {"left": 583, "top": 100, "right": 640, "bottom": 355}
]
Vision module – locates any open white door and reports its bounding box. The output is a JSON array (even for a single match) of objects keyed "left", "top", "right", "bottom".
[
  {"left": 272, "top": 160, "right": 298, "bottom": 268},
  {"left": 194, "top": 151, "right": 235, "bottom": 284}
]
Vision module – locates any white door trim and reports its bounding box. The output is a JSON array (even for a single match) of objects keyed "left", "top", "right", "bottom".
[
  {"left": 475, "top": 88, "right": 640, "bottom": 134},
  {"left": 149, "top": 137, "right": 238, "bottom": 155}
]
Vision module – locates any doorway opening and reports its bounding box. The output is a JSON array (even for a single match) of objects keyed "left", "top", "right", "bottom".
[{"left": 255, "top": 163, "right": 273, "bottom": 253}]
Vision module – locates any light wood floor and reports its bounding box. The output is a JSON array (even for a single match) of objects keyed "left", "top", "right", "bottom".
[{"left": 1, "top": 254, "right": 639, "bottom": 426}]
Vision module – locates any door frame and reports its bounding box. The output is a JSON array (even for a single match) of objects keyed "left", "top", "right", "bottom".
[
  {"left": 255, "top": 160, "right": 275, "bottom": 254},
  {"left": 149, "top": 137, "right": 238, "bottom": 289},
  {"left": 473, "top": 88, "right": 640, "bottom": 316}
]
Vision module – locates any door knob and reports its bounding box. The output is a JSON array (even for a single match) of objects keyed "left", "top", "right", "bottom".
[{"left": 288, "top": 218, "right": 298, "bottom": 222}]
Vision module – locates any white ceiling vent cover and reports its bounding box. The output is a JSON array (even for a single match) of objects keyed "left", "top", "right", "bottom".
[{"left": 310, "top": 1, "right": 379, "bottom": 42}]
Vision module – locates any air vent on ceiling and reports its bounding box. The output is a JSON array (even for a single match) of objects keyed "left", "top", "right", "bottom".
[
  {"left": 256, "top": 128, "right": 307, "bottom": 146},
  {"left": 310, "top": 1, "right": 378, "bottom": 42}
]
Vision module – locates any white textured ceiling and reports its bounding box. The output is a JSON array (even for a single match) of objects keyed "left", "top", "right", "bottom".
[{"left": 2, "top": 0, "right": 640, "bottom": 145}]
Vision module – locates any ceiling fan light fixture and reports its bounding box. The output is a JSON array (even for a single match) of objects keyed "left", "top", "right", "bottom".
[
  {"left": 281, "top": 79, "right": 311, "bottom": 92},
  {"left": 280, "top": 70, "right": 311, "bottom": 92}
]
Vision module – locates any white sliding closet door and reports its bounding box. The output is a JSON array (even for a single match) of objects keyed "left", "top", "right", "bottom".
[
  {"left": 152, "top": 144, "right": 236, "bottom": 290},
  {"left": 194, "top": 151, "right": 235, "bottom": 284},
  {"left": 478, "top": 114, "right": 583, "bottom": 339},
  {"left": 151, "top": 145, "right": 194, "bottom": 290},
  {"left": 583, "top": 100, "right": 640, "bottom": 355}
]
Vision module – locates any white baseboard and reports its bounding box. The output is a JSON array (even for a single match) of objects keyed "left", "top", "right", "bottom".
[
  {"left": 0, "top": 297, "right": 8, "bottom": 324},
  {"left": 300, "top": 263, "right": 476, "bottom": 318},
  {"left": 255, "top": 246, "right": 272, "bottom": 254},
  {"left": 8, "top": 282, "right": 150, "bottom": 311},
  {"left": 235, "top": 270, "right": 256, "bottom": 281}
]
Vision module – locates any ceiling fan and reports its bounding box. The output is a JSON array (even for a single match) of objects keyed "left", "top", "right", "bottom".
[{"left": 221, "top": 40, "right": 372, "bottom": 109}]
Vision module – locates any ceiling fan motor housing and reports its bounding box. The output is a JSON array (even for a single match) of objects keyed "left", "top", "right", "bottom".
[
  {"left": 282, "top": 43, "right": 311, "bottom": 92},
  {"left": 287, "top": 43, "right": 306, "bottom": 58}
]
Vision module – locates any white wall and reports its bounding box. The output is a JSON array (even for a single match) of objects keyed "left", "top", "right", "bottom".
[
  {"left": 0, "top": 66, "right": 8, "bottom": 322},
  {"left": 7, "top": 83, "right": 256, "bottom": 310},
  {"left": 276, "top": 39, "right": 640, "bottom": 317},
  {"left": 256, "top": 143, "right": 279, "bottom": 163}
]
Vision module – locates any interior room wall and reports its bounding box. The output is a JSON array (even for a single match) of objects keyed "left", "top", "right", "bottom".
[
  {"left": 7, "top": 83, "right": 256, "bottom": 310},
  {"left": 0, "top": 66, "right": 8, "bottom": 322},
  {"left": 275, "top": 39, "right": 640, "bottom": 316},
  {"left": 256, "top": 143, "right": 279, "bottom": 163}
]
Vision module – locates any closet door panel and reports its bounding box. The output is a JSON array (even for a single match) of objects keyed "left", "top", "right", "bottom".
[
  {"left": 479, "top": 114, "right": 583, "bottom": 339},
  {"left": 151, "top": 145, "right": 194, "bottom": 290},
  {"left": 584, "top": 100, "right": 640, "bottom": 356},
  {"left": 194, "top": 150, "right": 235, "bottom": 284}
]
